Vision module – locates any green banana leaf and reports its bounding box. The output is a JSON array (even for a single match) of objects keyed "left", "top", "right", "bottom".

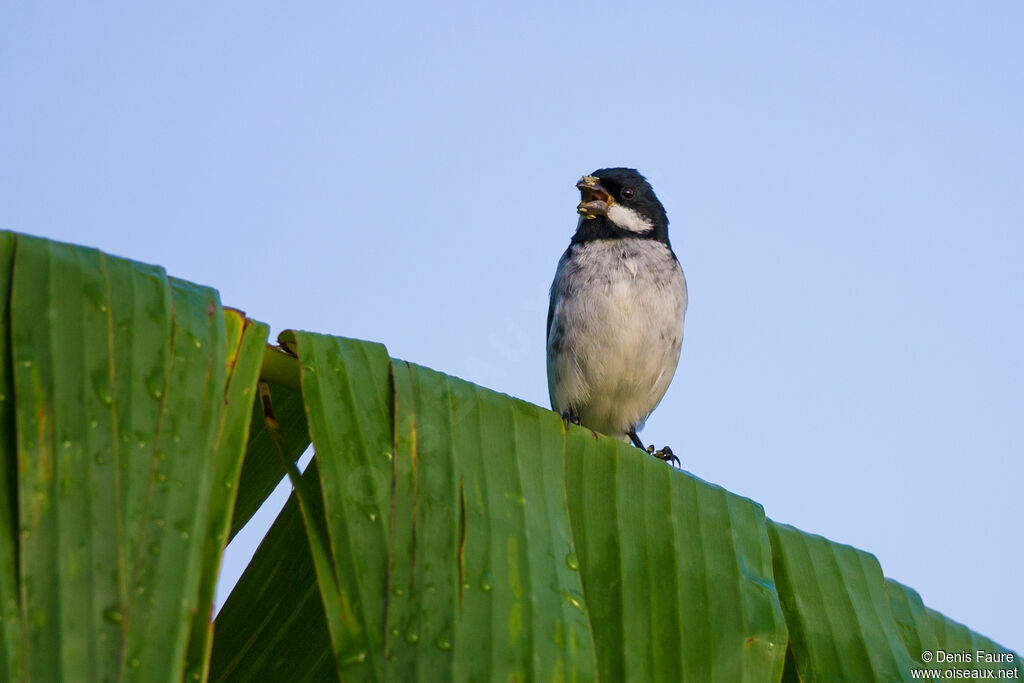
[
  {"left": 229, "top": 379, "right": 310, "bottom": 542},
  {"left": 0, "top": 232, "right": 21, "bottom": 679},
  {"left": 564, "top": 431, "right": 787, "bottom": 681},
  {"left": 886, "top": 580, "right": 943, "bottom": 680},
  {"left": 888, "top": 579, "right": 1023, "bottom": 679},
  {"left": 768, "top": 521, "right": 916, "bottom": 681},
  {"left": 210, "top": 462, "right": 334, "bottom": 682},
  {"left": 0, "top": 232, "right": 267, "bottom": 680},
  {"left": 0, "top": 230, "right": 1018, "bottom": 681}
]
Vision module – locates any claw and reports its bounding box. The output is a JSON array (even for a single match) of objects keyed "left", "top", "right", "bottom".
[
  {"left": 653, "top": 446, "right": 680, "bottom": 468},
  {"left": 560, "top": 409, "right": 581, "bottom": 427}
]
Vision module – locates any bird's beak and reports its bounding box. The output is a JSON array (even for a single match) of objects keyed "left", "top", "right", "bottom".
[{"left": 576, "top": 175, "right": 612, "bottom": 219}]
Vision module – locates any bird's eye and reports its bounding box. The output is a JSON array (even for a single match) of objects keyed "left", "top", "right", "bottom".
[{"left": 621, "top": 186, "right": 636, "bottom": 200}]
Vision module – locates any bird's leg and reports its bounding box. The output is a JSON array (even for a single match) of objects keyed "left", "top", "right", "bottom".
[
  {"left": 560, "top": 408, "right": 581, "bottom": 427},
  {"left": 628, "top": 429, "right": 681, "bottom": 468}
]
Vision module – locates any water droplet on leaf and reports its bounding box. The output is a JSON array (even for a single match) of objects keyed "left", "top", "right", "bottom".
[
  {"left": 84, "top": 284, "right": 108, "bottom": 312},
  {"left": 339, "top": 651, "right": 366, "bottom": 668}
]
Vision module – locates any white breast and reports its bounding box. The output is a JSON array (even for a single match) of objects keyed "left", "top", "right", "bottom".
[{"left": 547, "top": 238, "right": 687, "bottom": 440}]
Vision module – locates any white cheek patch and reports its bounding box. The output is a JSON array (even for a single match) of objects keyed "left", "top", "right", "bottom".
[{"left": 607, "top": 203, "right": 654, "bottom": 234}]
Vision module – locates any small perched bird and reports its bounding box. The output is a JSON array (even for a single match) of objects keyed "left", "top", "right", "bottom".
[{"left": 546, "top": 168, "right": 687, "bottom": 463}]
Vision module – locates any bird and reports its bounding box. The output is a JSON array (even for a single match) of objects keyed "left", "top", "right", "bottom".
[{"left": 546, "top": 168, "right": 687, "bottom": 464}]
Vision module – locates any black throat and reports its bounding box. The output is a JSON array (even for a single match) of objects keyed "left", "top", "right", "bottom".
[{"left": 570, "top": 215, "right": 672, "bottom": 248}]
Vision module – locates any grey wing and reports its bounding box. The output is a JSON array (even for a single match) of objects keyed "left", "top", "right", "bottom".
[
  {"left": 545, "top": 288, "right": 560, "bottom": 410},
  {"left": 547, "top": 246, "right": 573, "bottom": 344},
  {"left": 546, "top": 296, "right": 554, "bottom": 346},
  {"left": 545, "top": 249, "right": 565, "bottom": 412},
  {"left": 545, "top": 250, "right": 577, "bottom": 412}
]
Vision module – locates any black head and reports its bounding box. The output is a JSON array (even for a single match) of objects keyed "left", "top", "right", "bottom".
[{"left": 572, "top": 167, "right": 670, "bottom": 246}]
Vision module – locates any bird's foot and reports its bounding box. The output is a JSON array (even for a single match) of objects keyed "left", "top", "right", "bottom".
[
  {"left": 646, "top": 444, "right": 680, "bottom": 468},
  {"left": 631, "top": 429, "right": 680, "bottom": 467},
  {"left": 560, "top": 409, "right": 581, "bottom": 427}
]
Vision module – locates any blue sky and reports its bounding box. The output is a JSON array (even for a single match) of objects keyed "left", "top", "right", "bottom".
[{"left": 3, "top": 2, "right": 1021, "bottom": 650}]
